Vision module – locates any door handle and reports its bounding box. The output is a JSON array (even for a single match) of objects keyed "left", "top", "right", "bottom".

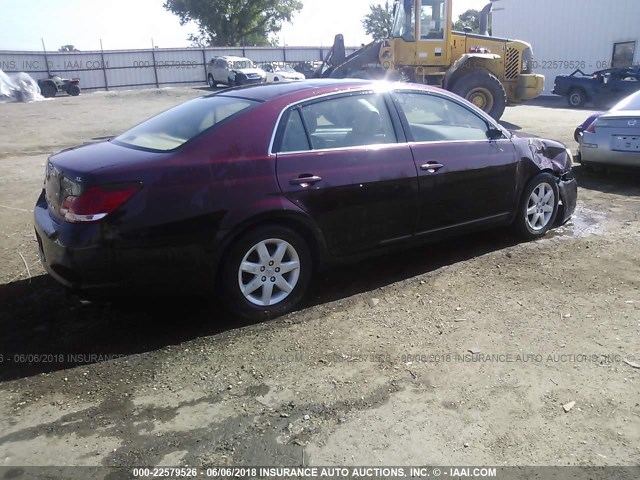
[
  {"left": 420, "top": 162, "right": 444, "bottom": 172},
  {"left": 290, "top": 175, "right": 322, "bottom": 185}
]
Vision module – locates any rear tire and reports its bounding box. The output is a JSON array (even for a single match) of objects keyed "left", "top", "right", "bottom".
[
  {"left": 222, "top": 226, "right": 312, "bottom": 321},
  {"left": 514, "top": 173, "right": 559, "bottom": 240},
  {"left": 567, "top": 89, "right": 586, "bottom": 108},
  {"left": 67, "top": 84, "right": 80, "bottom": 96},
  {"left": 207, "top": 74, "right": 215, "bottom": 88},
  {"left": 451, "top": 70, "right": 507, "bottom": 120}
]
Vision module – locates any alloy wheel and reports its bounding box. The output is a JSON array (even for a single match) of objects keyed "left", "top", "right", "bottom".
[
  {"left": 526, "top": 183, "right": 555, "bottom": 231},
  {"left": 237, "top": 238, "right": 301, "bottom": 306}
]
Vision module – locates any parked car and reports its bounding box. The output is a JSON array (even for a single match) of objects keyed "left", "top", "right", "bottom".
[
  {"left": 206, "top": 56, "right": 265, "bottom": 87},
  {"left": 553, "top": 67, "right": 640, "bottom": 108},
  {"left": 574, "top": 112, "right": 603, "bottom": 142},
  {"left": 577, "top": 90, "right": 640, "bottom": 169},
  {"left": 259, "top": 64, "right": 305, "bottom": 83},
  {"left": 34, "top": 80, "right": 577, "bottom": 320}
]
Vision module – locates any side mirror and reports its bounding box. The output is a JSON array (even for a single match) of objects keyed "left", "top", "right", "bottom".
[{"left": 486, "top": 128, "right": 504, "bottom": 140}]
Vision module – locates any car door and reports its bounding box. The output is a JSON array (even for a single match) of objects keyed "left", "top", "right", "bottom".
[
  {"left": 275, "top": 92, "right": 419, "bottom": 257},
  {"left": 390, "top": 90, "right": 519, "bottom": 236}
]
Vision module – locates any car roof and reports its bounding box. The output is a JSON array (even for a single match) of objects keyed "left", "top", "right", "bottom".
[
  {"left": 213, "top": 79, "right": 437, "bottom": 103},
  {"left": 220, "top": 56, "right": 252, "bottom": 62}
]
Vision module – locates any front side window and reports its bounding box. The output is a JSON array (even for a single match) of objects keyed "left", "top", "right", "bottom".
[
  {"left": 114, "top": 96, "right": 256, "bottom": 152},
  {"left": 393, "top": 92, "right": 492, "bottom": 142}
]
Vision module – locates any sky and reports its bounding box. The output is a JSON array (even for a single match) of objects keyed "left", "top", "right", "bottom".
[{"left": 0, "top": 0, "right": 489, "bottom": 51}]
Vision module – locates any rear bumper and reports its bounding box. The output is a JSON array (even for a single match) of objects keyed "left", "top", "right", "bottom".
[
  {"left": 579, "top": 143, "right": 640, "bottom": 167},
  {"left": 33, "top": 190, "right": 212, "bottom": 293},
  {"left": 34, "top": 192, "right": 118, "bottom": 289}
]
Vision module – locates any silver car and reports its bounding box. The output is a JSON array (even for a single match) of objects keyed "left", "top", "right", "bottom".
[
  {"left": 206, "top": 56, "right": 266, "bottom": 88},
  {"left": 579, "top": 90, "right": 640, "bottom": 168}
]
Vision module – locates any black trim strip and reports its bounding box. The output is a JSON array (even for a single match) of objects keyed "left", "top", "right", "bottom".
[{"left": 415, "top": 212, "right": 510, "bottom": 237}]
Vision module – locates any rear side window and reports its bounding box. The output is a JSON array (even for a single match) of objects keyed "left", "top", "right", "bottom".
[
  {"left": 114, "top": 96, "right": 256, "bottom": 152},
  {"left": 279, "top": 110, "right": 311, "bottom": 153},
  {"left": 275, "top": 93, "right": 397, "bottom": 153},
  {"left": 393, "top": 92, "right": 491, "bottom": 142},
  {"left": 301, "top": 94, "right": 397, "bottom": 149}
]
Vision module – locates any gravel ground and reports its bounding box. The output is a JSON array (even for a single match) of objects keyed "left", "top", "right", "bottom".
[{"left": 0, "top": 88, "right": 639, "bottom": 471}]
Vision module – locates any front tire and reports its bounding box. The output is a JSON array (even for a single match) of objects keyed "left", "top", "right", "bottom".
[
  {"left": 451, "top": 70, "right": 507, "bottom": 120},
  {"left": 207, "top": 74, "right": 216, "bottom": 88},
  {"left": 514, "top": 173, "right": 559, "bottom": 240},
  {"left": 222, "top": 226, "right": 312, "bottom": 321}
]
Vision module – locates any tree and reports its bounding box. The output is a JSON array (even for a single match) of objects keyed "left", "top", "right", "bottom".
[
  {"left": 163, "top": 0, "right": 303, "bottom": 47},
  {"left": 58, "top": 45, "right": 80, "bottom": 52},
  {"left": 362, "top": 1, "right": 394, "bottom": 41},
  {"left": 453, "top": 9, "right": 480, "bottom": 33}
]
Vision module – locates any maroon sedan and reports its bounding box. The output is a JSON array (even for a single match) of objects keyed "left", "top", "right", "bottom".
[{"left": 34, "top": 80, "right": 577, "bottom": 320}]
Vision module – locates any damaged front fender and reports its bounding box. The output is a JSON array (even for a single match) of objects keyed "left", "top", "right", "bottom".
[
  {"left": 525, "top": 137, "right": 573, "bottom": 174},
  {"left": 512, "top": 135, "right": 577, "bottom": 225}
]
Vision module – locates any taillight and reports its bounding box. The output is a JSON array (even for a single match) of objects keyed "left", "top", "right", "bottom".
[
  {"left": 61, "top": 182, "right": 141, "bottom": 223},
  {"left": 585, "top": 121, "right": 597, "bottom": 133}
]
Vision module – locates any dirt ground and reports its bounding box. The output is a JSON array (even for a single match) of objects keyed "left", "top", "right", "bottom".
[{"left": 0, "top": 88, "right": 639, "bottom": 473}]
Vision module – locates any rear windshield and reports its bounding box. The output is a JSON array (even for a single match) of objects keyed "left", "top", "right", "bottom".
[
  {"left": 612, "top": 91, "right": 640, "bottom": 111},
  {"left": 114, "top": 96, "right": 257, "bottom": 152}
]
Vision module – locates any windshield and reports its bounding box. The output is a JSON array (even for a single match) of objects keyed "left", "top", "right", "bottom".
[
  {"left": 114, "top": 96, "right": 257, "bottom": 152},
  {"left": 232, "top": 60, "right": 253, "bottom": 69}
]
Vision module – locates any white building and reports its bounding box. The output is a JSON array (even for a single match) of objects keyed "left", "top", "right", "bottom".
[{"left": 490, "top": 0, "right": 640, "bottom": 95}]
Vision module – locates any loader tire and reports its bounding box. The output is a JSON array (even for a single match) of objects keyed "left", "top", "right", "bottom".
[{"left": 451, "top": 70, "right": 507, "bottom": 120}]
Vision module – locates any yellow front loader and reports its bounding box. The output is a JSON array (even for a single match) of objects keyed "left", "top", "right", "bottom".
[{"left": 320, "top": 0, "right": 544, "bottom": 120}]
